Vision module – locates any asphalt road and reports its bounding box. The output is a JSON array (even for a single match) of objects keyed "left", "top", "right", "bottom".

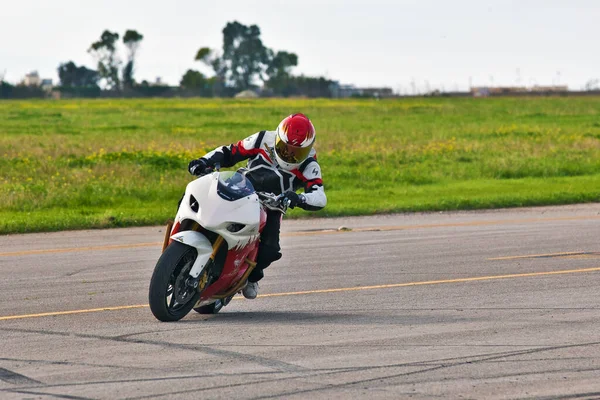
[{"left": 1, "top": 204, "right": 600, "bottom": 399}]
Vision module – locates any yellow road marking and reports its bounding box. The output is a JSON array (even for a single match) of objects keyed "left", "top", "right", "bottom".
[
  {"left": 285, "top": 215, "right": 600, "bottom": 236},
  {"left": 0, "top": 242, "right": 161, "bottom": 257},
  {"left": 2, "top": 214, "right": 599, "bottom": 257},
  {"left": 257, "top": 267, "right": 600, "bottom": 297},
  {"left": 0, "top": 305, "right": 148, "bottom": 321},
  {"left": 489, "top": 251, "right": 597, "bottom": 261},
  {"left": 1, "top": 266, "right": 599, "bottom": 321}
]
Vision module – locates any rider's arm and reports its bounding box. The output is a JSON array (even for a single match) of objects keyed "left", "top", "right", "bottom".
[
  {"left": 300, "top": 184, "right": 326, "bottom": 211},
  {"left": 294, "top": 158, "right": 327, "bottom": 211},
  {"left": 200, "top": 131, "right": 267, "bottom": 168}
]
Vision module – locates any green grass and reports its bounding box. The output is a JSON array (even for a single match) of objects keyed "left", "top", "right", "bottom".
[{"left": 1, "top": 97, "right": 600, "bottom": 233}]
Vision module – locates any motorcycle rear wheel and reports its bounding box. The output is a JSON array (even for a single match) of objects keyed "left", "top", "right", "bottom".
[{"left": 149, "top": 241, "right": 201, "bottom": 322}]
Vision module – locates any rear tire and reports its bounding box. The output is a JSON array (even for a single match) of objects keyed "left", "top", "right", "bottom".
[{"left": 149, "top": 241, "right": 200, "bottom": 322}]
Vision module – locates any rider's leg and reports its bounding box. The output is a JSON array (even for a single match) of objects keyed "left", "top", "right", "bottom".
[{"left": 248, "top": 209, "right": 282, "bottom": 283}]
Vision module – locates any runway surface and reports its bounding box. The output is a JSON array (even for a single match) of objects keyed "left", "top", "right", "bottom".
[{"left": 1, "top": 204, "right": 600, "bottom": 399}]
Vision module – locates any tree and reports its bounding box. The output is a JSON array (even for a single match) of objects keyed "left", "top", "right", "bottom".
[
  {"left": 289, "top": 75, "right": 335, "bottom": 98},
  {"left": 122, "top": 30, "right": 144, "bottom": 89},
  {"left": 57, "top": 61, "right": 99, "bottom": 87},
  {"left": 191, "top": 21, "right": 306, "bottom": 96},
  {"left": 88, "top": 30, "right": 121, "bottom": 90},
  {"left": 0, "top": 80, "right": 13, "bottom": 98},
  {"left": 265, "top": 51, "right": 298, "bottom": 96},
  {"left": 195, "top": 47, "right": 212, "bottom": 64},
  {"left": 266, "top": 51, "right": 298, "bottom": 79},
  {"left": 192, "top": 47, "right": 226, "bottom": 96},
  {"left": 180, "top": 70, "right": 206, "bottom": 90},
  {"left": 584, "top": 79, "right": 599, "bottom": 91},
  {"left": 220, "top": 21, "right": 270, "bottom": 90},
  {"left": 195, "top": 47, "right": 223, "bottom": 76}
]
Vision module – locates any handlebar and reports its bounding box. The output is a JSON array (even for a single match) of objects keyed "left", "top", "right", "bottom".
[
  {"left": 194, "top": 162, "right": 220, "bottom": 177},
  {"left": 257, "top": 192, "right": 290, "bottom": 214},
  {"left": 193, "top": 166, "right": 290, "bottom": 214}
]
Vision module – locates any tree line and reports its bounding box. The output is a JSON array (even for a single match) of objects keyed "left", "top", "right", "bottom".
[{"left": 0, "top": 21, "right": 336, "bottom": 99}]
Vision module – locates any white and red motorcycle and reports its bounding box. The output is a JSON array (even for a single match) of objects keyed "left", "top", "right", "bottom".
[{"left": 148, "top": 168, "right": 288, "bottom": 322}]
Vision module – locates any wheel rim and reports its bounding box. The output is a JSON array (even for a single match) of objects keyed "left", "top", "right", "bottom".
[{"left": 165, "top": 251, "right": 196, "bottom": 313}]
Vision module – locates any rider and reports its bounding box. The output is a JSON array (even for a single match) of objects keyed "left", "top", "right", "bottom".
[{"left": 187, "top": 113, "right": 327, "bottom": 299}]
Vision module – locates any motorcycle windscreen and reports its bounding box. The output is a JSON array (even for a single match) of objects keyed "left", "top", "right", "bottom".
[{"left": 216, "top": 171, "right": 256, "bottom": 201}]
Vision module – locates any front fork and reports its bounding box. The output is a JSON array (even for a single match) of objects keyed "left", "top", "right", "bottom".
[{"left": 162, "top": 220, "right": 174, "bottom": 252}]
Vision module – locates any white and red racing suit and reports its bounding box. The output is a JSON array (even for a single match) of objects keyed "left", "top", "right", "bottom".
[
  {"left": 200, "top": 130, "right": 327, "bottom": 210},
  {"left": 198, "top": 130, "right": 327, "bottom": 282}
]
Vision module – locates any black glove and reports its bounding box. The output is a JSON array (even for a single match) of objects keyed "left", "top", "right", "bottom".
[
  {"left": 282, "top": 191, "right": 305, "bottom": 209},
  {"left": 188, "top": 159, "right": 209, "bottom": 176}
]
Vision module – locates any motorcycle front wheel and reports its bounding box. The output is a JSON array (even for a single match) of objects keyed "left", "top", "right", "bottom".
[{"left": 149, "top": 241, "right": 201, "bottom": 322}]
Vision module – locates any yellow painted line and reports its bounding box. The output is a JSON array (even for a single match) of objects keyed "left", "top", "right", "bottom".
[
  {"left": 256, "top": 267, "right": 600, "bottom": 298},
  {"left": 281, "top": 215, "right": 600, "bottom": 237},
  {"left": 1, "top": 266, "right": 599, "bottom": 321},
  {"left": 3, "top": 214, "right": 599, "bottom": 257},
  {"left": 0, "top": 304, "right": 148, "bottom": 321},
  {"left": 0, "top": 242, "right": 162, "bottom": 257},
  {"left": 489, "top": 251, "right": 591, "bottom": 261}
]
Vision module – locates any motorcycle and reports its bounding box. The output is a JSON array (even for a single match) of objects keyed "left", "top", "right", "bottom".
[{"left": 148, "top": 167, "right": 288, "bottom": 322}]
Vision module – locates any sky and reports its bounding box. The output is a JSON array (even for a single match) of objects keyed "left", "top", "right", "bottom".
[{"left": 1, "top": 0, "right": 598, "bottom": 93}]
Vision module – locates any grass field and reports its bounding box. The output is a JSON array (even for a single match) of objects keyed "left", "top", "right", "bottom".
[{"left": 2, "top": 97, "right": 600, "bottom": 234}]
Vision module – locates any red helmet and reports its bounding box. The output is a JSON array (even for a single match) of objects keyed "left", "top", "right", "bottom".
[{"left": 274, "top": 113, "right": 316, "bottom": 170}]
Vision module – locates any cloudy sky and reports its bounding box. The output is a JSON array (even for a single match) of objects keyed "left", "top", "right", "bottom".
[{"left": 1, "top": 0, "right": 598, "bottom": 93}]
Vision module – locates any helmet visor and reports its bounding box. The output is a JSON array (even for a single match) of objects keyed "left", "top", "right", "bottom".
[{"left": 275, "top": 135, "right": 313, "bottom": 164}]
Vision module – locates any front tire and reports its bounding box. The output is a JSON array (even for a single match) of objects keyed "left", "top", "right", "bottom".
[{"left": 149, "top": 241, "right": 200, "bottom": 322}]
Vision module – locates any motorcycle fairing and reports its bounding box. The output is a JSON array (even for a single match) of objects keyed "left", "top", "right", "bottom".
[
  {"left": 196, "top": 240, "right": 260, "bottom": 303},
  {"left": 177, "top": 172, "right": 262, "bottom": 250},
  {"left": 170, "top": 231, "right": 213, "bottom": 279},
  {"left": 169, "top": 171, "right": 266, "bottom": 297}
]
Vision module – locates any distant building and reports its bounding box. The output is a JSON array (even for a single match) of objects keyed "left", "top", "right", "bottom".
[
  {"left": 333, "top": 84, "right": 362, "bottom": 98},
  {"left": 471, "top": 86, "right": 528, "bottom": 97},
  {"left": 330, "top": 82, "right": 394, "bottom": 98},
  {"left": 360, "top": 87, "right": 394, "bottom": 98},
  {"left": 41, "top": 79, "right": 53, "bottom": 91},
  {"left": 530, "top": 85, "right": 568, "bottom": 93},
  {"left": 21, "top": 71, "right": 54, "bottom": 90},
  {"left": 471, "top": 85, "right": 568, "bottom": 97},
  {"left": 23, "top": 71, "right": 41, "bottom": 86}
]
